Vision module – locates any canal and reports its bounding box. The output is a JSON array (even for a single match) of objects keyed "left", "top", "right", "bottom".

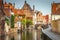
[
  {"left": 0, "top": 29, "right": 42, "bottom": 40},
  {"left": 0, "top": 29, "right": 51, "bottom": 40}
]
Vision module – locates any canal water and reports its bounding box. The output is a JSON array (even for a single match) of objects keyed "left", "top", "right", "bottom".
[{"left": 0, "top": 29, "right": 42, "bottom": 40}]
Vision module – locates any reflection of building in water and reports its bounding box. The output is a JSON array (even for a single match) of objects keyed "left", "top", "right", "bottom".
[
  {"left": 5, "top": 33, "right": 21, "bottom": 40},
  {"left": 37, "top": 30, "right": 41, "bottom": 40},
  {"left": 32, "top": 30, "right": 41, "bottom": 40},
  {"left": 1, "top": 30, "right": 42, "bottom": 40},
  {"left": 32, "top": 30, "right": 37, "bottom": 40},
  {"left": 0, "top": 36, "right": 5, "bottom": 40},
  {"left": 17, "top": 33, "right": 21, "bottom": 40}
]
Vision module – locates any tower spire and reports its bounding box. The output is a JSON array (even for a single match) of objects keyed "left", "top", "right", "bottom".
[
  {"left": 13, "top": 3, "right": 15, "bottom": 8},
  {"left": 25, "top": 0, "right": 27, "bottom": 4},
  {"left": 33, "top": 5, "right": 35, "bottom": 11}
]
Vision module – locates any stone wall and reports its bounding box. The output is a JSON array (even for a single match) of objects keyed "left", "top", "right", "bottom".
[{"left": 51, "top": 20, "right": 60, "bottom": 34}]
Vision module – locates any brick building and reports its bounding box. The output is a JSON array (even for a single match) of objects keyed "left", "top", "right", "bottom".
[
  {"left": 51, "top": 2, "right": 60, "bottom": 33},
  {"left": 51, "top": 2, "right": 60, "bottom": 20},
  {"left": 4, "top": 1, "right": 34, "bottom": 20},
  {"left": 4, "top": 0, "right": 49, "bottom": 30},
  {"left": 0, "top": 0, "right": 5, "bottom": 35},
  {"left": 3, "top": 0, "right": 35, "bottom": 30}
]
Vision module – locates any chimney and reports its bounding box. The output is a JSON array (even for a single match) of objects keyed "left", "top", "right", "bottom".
[{"left": 33, "top": 5, "right": 35, "bottom": 11}]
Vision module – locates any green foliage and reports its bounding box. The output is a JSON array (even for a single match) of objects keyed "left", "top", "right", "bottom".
[
  {"left": 5, "top": 17, "right": 10, "bottom": 26},
  {"left": 21, "top": 18, "right": 33, "bottom": 27},
  {"left": 21, "top": 18, "right": 26, "bottom": 26},
  {"left": 11, "top": 15, "right": 15, "bottom": 28},
  {"left": 26, "top": 19, "right": 33, "bottom": 25}
]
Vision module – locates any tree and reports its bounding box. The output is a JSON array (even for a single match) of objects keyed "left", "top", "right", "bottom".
[
  {"left": 26, "top": 19, "right": 33, "bottom": 28},
  {"left": 5, "top": 17, "right": 10, "bottom": 26},
  {"left": 21, "top": 18, "right": 26, "bottom": 28},
  {"left": 21, "top": 18, "right": 33, "bottom": 28},
  {"left": 11, "top": 15, "right": 15, "bottom": 28}
]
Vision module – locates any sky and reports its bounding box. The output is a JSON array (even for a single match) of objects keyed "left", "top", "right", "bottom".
[{"left": 4, "top": 0, "right": 60, "bottom": 15}]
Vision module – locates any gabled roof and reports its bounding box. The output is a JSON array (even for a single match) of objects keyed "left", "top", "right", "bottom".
[
  {"left": 12, "top": 9, "right": 25, "bottom": 16},
  {"left": 21, "top": 1, "right": 32, "bottom": 11},
  {"left": 36, "top": 11, "right": 42, "bottom": 15},
  {"left": 4, "top": 2, "right": 14, "bottom": 10}
]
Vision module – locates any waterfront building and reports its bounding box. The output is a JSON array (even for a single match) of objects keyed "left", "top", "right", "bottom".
[{"left": 0, "top": 0, "right": 5, "bottom": 35}]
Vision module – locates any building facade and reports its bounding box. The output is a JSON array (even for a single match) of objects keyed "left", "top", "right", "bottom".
[
  {"left": 4, "top": 0, "right": 49, "bottom": 31},
  {"left": 51, "top": 2, "right": 60, "bottom": 20},
  {"left": 0, "top": 0, "right": 5, "bottom": 35},
  {"left": 33, "top": 11, "right": 49, "bottom": 25},
  {"left": 4, "top": 1, "right": 34, "bottom": 20},
  {"left": 4, "top": 0, "right": 35, "bottom": 30},
  {"left": 51, "top": 2, "right": 60, "bottom": 33}
]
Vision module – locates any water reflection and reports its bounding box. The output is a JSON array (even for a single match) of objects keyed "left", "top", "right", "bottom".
[
  {"left": 0, "top": 29, "right": 42, "bottom": 40},
  {"left": 0, "top": 36, "right": 5, "bottom": 40}
]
